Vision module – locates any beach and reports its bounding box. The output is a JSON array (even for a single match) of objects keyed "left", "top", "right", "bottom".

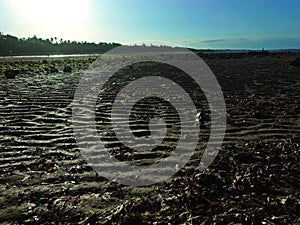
[{"left": 0, "top": 52, "right": 299, "bottom": 224}]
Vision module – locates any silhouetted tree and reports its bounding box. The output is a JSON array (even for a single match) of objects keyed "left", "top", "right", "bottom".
[{"left": 0, "top": 32, "right": 121, "bottom": 56}]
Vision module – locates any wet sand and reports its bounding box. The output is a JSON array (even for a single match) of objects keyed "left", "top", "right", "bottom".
[{"left": 0, "top": 53, "right": 299, "bottom": 224}]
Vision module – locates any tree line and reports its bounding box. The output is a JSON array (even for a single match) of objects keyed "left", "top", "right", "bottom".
[{"left": 0, "top": 32, "right": 121, "bottom": 56}]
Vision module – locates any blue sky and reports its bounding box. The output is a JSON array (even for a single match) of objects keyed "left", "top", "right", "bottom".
[{"left": 0, "top": 0, "right": 299, "bottom": 49}]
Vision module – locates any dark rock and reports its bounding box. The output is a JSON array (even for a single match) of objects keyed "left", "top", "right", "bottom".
[
  {"left": 290, "top": 57, "right": 300, "bottom": 67},
  {"left": 63, "top": 66, "right": 72, "bottom": 73},
  {"left": 4, "top": 69, "right": 19, "bottom": 79},
  {"left": 42, "top": 59, "right": 48, "bottom": 64},
  {"left": 49, "top": 67, "right": 59, "bottom": 73}
]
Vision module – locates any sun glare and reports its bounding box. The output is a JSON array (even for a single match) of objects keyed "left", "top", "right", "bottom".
[{"left": 8, "top": 0, "right": 93, "bottom": 40}]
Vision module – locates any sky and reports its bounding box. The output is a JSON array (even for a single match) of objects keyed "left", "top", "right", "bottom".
[{"left": 0, "top": 0, "right": 300, "bottom": 49}]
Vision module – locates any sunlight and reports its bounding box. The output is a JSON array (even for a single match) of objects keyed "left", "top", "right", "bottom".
[
  {"left": 8, "top": 0, "right": 93, "bottom": 40},
  {"left": 10, "top": 0, "right": 90, "bottom": 22}
]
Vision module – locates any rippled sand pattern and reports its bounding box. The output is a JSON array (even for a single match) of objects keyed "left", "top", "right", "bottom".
[{"left": 0, "top": 54, "right": 299, "bottom": 223}]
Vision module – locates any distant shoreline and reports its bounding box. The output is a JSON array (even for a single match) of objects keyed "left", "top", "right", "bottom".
[
  {"left": 0, "top": 53, "right": 100, "bottom": 58},
  {"left": 1, "top": 48, "right": 300, "bottom": 58},
  {"left": 0, "top": 54, "right": 100, "bottom": 62},
  {"left": 1, "top": 49, "right": 300, "bottom": 62}
]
